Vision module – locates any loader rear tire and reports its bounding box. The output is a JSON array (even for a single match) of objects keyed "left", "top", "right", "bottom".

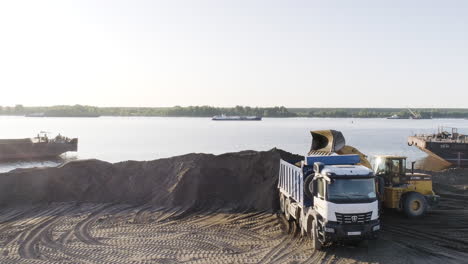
[{"left": 403, "top": 192, "right": 427, "bottom": 218}]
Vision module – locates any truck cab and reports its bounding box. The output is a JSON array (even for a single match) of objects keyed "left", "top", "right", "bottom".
[
  {"left": 278, "top": 155, "right": 380, "bottom": 250},
  {"left": 311, "top": 163, "right": 380, "bottom": 245}
]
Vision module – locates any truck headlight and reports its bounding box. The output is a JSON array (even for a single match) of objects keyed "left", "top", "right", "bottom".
[
  {"left": 372, "top": 225, "right": 380, "bottom": 231},
  {"left": 324, "top": 227, "right": 335, "bottom": 233}
]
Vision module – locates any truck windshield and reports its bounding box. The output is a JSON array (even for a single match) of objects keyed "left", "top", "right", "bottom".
[{"left": 327, "top": 178, "right": 376, "bottom": 203}]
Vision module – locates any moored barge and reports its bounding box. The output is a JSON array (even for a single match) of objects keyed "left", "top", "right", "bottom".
[
  {"left": 408, "top": 128, "right": 468, "bottom": 167},
  {"left": 212, "top": 114, "right": 262, "bottom": 121},
  {"left": 0, "top": 133, "right": 78, "bottom": 161}
]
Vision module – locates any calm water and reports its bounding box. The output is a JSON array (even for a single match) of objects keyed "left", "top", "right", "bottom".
[{"left": 1, "top": 116, "right": 468, "bottom": 172}]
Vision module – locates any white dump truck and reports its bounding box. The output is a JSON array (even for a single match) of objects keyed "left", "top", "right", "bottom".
[{"left": 278, "top": 154, "right": 381, "bottom": 249}]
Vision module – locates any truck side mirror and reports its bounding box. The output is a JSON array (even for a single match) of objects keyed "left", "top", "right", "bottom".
[
  {"left": 314, "top": 162, "right": 324, "bottom": 173},
  {"left": 312, "top": 179, "right": 318, "bottom": 196}
]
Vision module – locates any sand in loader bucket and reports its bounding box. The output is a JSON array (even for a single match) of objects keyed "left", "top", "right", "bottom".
[
  {"left": 308, "top": 130, "right": 371, "bottom": 168},
  {"left": 308, "top": 130, "right": 346, "bottom": 154}
]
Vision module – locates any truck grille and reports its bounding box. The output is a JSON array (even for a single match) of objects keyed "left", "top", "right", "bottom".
[{"left": 335, "top": 212, "right": 372, "bottom": 224}]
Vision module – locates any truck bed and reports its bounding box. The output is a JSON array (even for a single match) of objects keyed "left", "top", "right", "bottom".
[{"left": 278, "top": 159, "right": 306, "bottom": 206}]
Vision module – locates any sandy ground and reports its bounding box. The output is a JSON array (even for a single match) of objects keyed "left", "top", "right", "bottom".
[
  {"left": 0, "top": 192, "right": 466, "bottom": 264},
  {"left": 0, "top": 150, "right": 467, "bottom": 263}
]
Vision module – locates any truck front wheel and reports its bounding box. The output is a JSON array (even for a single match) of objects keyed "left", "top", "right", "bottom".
[
  {"left": 299, "top": 212, "right": 307, "bottom": 237},
  {"left": 311, "top": 220, "right": 322, "bottom": 250},
  {"left": 403, "top": 192, "right": 427, "bottom": 218}
]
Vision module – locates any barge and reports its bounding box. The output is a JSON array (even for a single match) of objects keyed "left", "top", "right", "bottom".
[
  {"left": 408, "top": 127, "right": 468, "bottom": 167},
  {"left": 0, "top": 133, "right": 78, "bottom": 161},
  {"left": 212, "top": 114, "right": 262, "bottom": 121}
]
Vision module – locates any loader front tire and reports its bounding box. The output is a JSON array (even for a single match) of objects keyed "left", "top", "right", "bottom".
[{"left": 403, "top": 192, "right": 427, "bottom": 218}]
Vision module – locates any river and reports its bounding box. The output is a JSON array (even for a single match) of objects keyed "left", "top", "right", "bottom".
[{"left": 1, "top": 116, "right": 467, "bottom": 172}]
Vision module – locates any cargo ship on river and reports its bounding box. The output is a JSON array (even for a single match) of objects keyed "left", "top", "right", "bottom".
[
  {"left": 25, "top": 112, "right": 100, "bottom": 117},
  {"left": 408, "top": 127, "right": 468, "bottom": 167},
  {"left": 212, "top": 114, "right": 262, "bottom": 121},
  {"left": 0, "top": 133, "right": 78, "bottom": 161}
]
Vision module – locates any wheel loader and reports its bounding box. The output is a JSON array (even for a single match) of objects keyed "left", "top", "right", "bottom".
[
  {"left": 371, "top": 155, "right": 439, "bottom": 217},
  {"left": 307, "top": 130, "right": 439, "bottom": 218}
]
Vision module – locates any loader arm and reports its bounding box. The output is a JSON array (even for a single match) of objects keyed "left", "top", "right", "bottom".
[{"left": 337, "top": 145, "right": 372, "bottom": 169}]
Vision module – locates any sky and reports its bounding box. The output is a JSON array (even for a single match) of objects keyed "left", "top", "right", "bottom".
[{"left": 0, "top": 0, "right": 467, "bottom": 108}]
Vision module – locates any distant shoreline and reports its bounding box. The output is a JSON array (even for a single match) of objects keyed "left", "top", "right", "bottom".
[
  {"left": 0, "top": 115, "right": 467, "bottom": 120},
  {"left": 1, "top": 105, "right": 468, "bottom": 118}
]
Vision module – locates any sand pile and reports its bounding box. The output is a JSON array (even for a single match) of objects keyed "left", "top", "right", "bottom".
[
  {"left": 0, "top": 149, "right": 289, "bottom": 211},
  {"left": 430, "top": 168, "right": 468, "bottom": 184},
  {"left": 427, "top": 168, "right": 468, "bottom": 195}
]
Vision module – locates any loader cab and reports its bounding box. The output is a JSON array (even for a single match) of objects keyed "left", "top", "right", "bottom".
[{"left": 373, "top": 156, "right": 406, "bottom": 186}]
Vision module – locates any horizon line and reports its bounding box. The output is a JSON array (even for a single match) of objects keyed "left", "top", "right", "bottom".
[{"left": 2, "top": 104, "right": 468, "bottom": 110}]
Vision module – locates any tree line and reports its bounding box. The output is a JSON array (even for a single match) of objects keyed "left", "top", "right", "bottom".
[
  {"left": 0, "top": 105, "right": 295, "bottom": 117},
  {"left": 299, "top": 108, "right": 467, "bottom": 118},
  {"left": 1, "top": 105, "right": 468, "bottom": 118}
]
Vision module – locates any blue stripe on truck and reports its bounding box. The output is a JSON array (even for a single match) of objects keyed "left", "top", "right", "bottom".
[{"left": 305, "top": 155, "right": 360, "bottom": 166}]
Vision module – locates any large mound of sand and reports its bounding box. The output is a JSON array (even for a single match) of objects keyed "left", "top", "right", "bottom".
[{"left": 0, "top": 149, "right": 292, "bottom": 211}]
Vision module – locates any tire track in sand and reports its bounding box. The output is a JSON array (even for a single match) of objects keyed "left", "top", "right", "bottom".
[
  {"left": 1, "top": 201, "right": 467, "bottom": 264},
  {"left": 17, "top": 204, "right": 75, "bottom": 259}
]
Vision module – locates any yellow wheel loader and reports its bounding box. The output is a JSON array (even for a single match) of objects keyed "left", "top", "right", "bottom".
[
  {"left": 308, "top": 130, "right": 439, "bottom": 218},
  {"left": 371, "top": 155, "right": 439, "bottom": 218}
]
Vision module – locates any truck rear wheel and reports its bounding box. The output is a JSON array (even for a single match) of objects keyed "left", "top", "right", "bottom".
[
  {"left": 287, "top": 219, "right": 299, "bottom": 236},
  {"left": 279, "top": 193, "right": 285, "bottom": 213},
  {"left": 284, "top": 199, "right": 291, "bottom": 221},
  {"left": 311, "top": 220, "right": 322, "bottom": 250},
  {"left": 403, "top": 192, "right": 427, "bottom": 218}
]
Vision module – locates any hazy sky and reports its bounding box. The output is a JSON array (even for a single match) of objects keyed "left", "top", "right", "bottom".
[{"left": 0, "top": 1, "right": 467, "bottom": 108}]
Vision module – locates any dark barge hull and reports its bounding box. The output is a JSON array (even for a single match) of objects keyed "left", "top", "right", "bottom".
[
  {"left": 408, "top": 136, "right": 468, "bottom": 167},
  {"left": 212, "top": 118, "right": 262, "bottom": 121},
  {"left": 0, "top": 138, "right": 78, "bottom": 161},
  {"left": 212, "top": 117, "right": 262, "bottom": 121}
]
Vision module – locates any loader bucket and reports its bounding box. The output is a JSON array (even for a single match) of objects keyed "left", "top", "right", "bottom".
[{"left": 308, "top": 130, "right": 346, "bottom": 154}]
